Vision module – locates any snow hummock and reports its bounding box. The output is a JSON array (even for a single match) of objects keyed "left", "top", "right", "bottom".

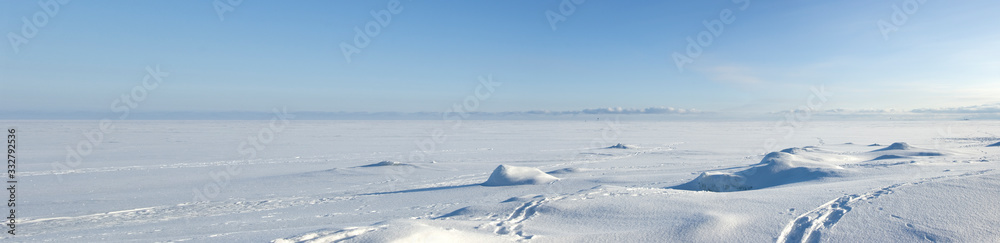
[
  {"left": 779, "top": 146, "right": 819, "bottom": 154},
  {"left": 14, "top": 120, "right": 1000, "bottom": 242},
  {"left": 360, "top": 160, "right": 413, "bottom": 167},
  {"left": 872, "top": 154, "right": 909, "bottom": 161},
  {"left": 482, "top": 165, "right": 559, "bottom": 186},
  {"left": 674, "top": 151, "right": 842, "bottom": 192},
  {"left": 780, "top": 147, "right": 807, "bottom": 154},
  {"left": 866, "top": 142, "right": 947, "bottom": 158},
  {"left": 606, "top": 143, "right": 634, "bottom": 149},
  {"left": 361, "top": 161, "right": 408, "bottom": 167},
  {"left": 873, "top": 142, "right": 912, "bottom": 151}
]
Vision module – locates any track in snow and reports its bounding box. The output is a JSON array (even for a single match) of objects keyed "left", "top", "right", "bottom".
[
  {"left": 776, "top": 169, "right": 994, "bottom": 243},
  {"left": 492, "top": 197, "right": 559, "bottom": 239}
]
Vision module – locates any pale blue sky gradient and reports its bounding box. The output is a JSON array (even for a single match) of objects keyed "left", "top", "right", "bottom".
[{"left": 2, "top": 0, "right": 998, "bottom": 115}]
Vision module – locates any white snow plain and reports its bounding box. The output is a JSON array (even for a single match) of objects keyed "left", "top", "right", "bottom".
[{"left": 5, "top": 120, "right": 1000, "bottom": 242}]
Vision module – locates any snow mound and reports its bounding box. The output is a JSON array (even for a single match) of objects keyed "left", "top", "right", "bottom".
[
  {"left": 780, "top": 146, "right": 819, "bottom": 154},
  {"left": 989, "top": 142, "right": 1000, "bottom": 147},
  {"left": 871, "top": 154, "right": 909, "bottom": 161},
  {"left": 482, "top": 165, "right": 559, "bottom": 186},
  {"left": 606, "top": 143, "right": 634, "bottom": 149},
  {"left": 361, "top": 161, "right": 408, "bottom": 167},
  {"left": 780, "top": 147, "right": 806, "bottom": 154},
  {"left": 674, "top": 152, "right": 842, "bottom": 192},
  {"left": 873, "top": 142, "right": 912, "bottom": 151},
  {"left": 864, "top": 142, "right": 947, "bottom": 159}
]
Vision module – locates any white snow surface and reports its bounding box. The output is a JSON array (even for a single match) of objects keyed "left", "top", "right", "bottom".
[{"left": 4, "top": 120, "right": 1000, "bottom": 242}]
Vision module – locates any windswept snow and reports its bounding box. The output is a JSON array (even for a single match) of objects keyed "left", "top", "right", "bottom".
[
  {"left": 674, "top": 151, "right": 844, "bottom": 192},
  {"left": 6, "top": 120, "right": 1000, "bottom": 242},
  {"left": 483, "top": 165, "right": 559, "bottom": 186},
  {"left": 361, "top": 160, "right": 409, "bottom": 167},
  {"left": 273, "top": 220, "right": 511, "bottom": 243},
  {"left": 871, "top": 154, "right": 909, "bottom": 161},
  {"left": 779, "top": 146, "right": 817, "bottom": 154},
  {"left": 867, "top": 142, "right": 948, "bottom": 158},
  {"left": 546, "top": 167, "right": 590, "bottom": 174}
]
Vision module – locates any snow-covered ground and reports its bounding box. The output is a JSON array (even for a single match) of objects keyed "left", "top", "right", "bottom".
[{"left": 6, "top": 120, "right": 1000, "bottom": 242}]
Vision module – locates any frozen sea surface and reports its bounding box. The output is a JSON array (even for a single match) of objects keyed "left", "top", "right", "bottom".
[{"left": 4, "top": 120, "right": 1000, "bottom": 242}]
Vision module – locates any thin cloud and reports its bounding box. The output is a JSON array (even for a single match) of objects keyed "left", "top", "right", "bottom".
[
  {"left": 823, "top": 108, "right": 906, "bottom": 114},
  {"left": 491, "top": 107, "right": 698, "bottom": 116},
  {"left": 911, "top": 103, "right": 1000, "bottom": 114}
]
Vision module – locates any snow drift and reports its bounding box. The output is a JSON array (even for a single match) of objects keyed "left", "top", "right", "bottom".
[
  {"left": 360, "top": 161, "right": 409, "bottom": 167},
  {"left": 674, "top": 151, "right": 843, "bottom": 192},
  {"left": 482, "top": 165, "right": 559, "bottom": 186},
  {"left": 871, "top": 154, "right": 909, "bottom": 161},
  {"left": 547, "top": 167, "right": 589, "bottom": 174},
  {"left": 606, "top": 143, "right": 634, "bottom": 149},
  {"left": 872, "top": 142, "right": 912, "bottom": 151},
  {"left": 867, "top": 142, "right": 946, "bottom": 157},
  {"left": 273, "top": 220, "right": 510, "bottom": 243},
  {"left": 989, "top": 142, "right": 1000, "bottom": 147}
]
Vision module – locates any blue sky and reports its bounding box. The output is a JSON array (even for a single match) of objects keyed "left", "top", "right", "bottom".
[{"left": 2, "top": 0, "right": 998, "bottom": 115}]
